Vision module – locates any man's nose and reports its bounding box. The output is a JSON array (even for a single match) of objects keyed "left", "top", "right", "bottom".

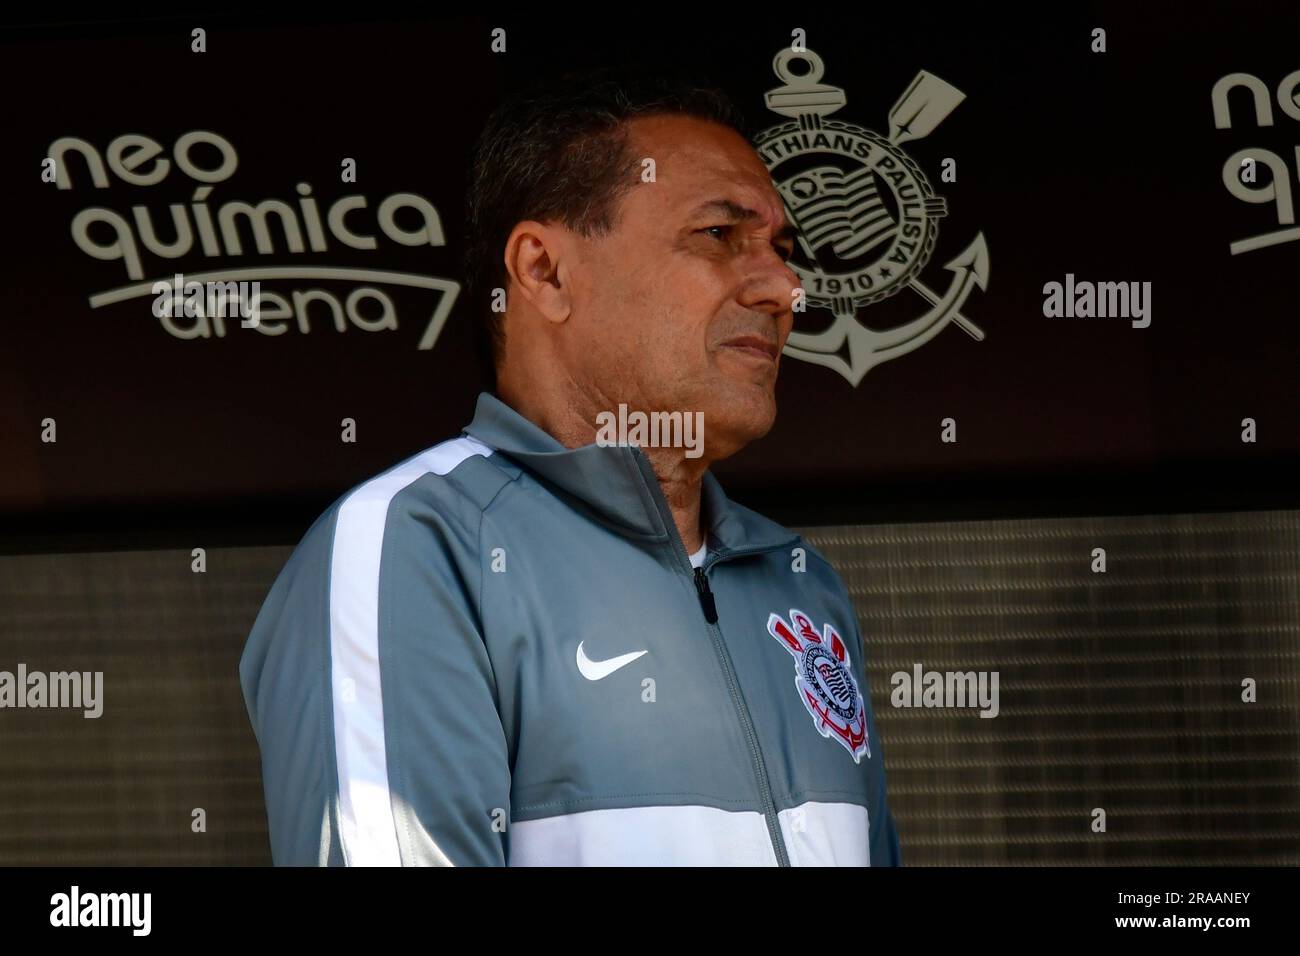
[{"left": 737, "top": 248, "right": 802, "bottom": 326}]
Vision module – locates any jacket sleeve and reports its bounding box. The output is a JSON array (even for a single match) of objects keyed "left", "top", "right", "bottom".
[{"left": 238, "top": 491, "right": 512, "bottom": 866}]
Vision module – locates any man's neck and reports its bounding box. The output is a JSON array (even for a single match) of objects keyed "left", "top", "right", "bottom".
[
  {"left": 640, "top": 445, "right": 706, "bottom": 554},
  {"left": 496, "top": 380, "right": 708, "bottom": 553}
]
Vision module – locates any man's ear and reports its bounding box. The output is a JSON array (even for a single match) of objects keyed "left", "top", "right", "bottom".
[{"left": 503, "top": 220, "right": 571, "bottom": 324}]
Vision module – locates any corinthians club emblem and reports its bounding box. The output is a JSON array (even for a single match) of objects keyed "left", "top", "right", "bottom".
[
  {"left": 754, "top": 48, "right": 989, "bottom": 385},
  {"left": 767, "top": 608, "right": 870, "bottom": 763}
]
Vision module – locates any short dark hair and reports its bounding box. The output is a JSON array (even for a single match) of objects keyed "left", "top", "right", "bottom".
[{"left": 463, "top": 66, "right": 748, "bottom": 368}]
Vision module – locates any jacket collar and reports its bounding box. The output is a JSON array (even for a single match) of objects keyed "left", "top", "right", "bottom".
[{"left": 463, "top": 391, "right": 799, "bottom": 556}]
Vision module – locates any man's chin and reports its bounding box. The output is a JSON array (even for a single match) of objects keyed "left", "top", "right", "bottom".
[{"left": 699, "top": 389, "right": 778, "bottom": 458}]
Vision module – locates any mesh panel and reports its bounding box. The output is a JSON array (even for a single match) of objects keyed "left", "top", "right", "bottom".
[
  {"left": 801, "top": 510, "right": 1300, "bottom": 865},
  {"left": 1, "top": 509, "right": 1297, "bottom": 864},
  {"left": 0, "top": 546, "right": 287, "bottom": 865}
]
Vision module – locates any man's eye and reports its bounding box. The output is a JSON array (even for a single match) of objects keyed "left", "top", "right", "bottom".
[
  {"left": 701, "top": 225, "right": 732, "bottom": 241},
  {"left": 775, "top": 243, "right": 794, "bottom": 262}
]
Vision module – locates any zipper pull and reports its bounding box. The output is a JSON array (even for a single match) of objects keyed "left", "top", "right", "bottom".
[{"left": 693, "top": 567, "right": 718, "bottom": 624}]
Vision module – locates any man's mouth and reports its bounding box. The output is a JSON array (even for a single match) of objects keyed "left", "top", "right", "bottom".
[{"left": 719, "top": 335, "right": 780, "bottom": 363}]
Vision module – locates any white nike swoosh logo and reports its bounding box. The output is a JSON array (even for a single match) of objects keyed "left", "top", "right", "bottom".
[{"left": 575, "top": 641, "right": 648, "bottom": 681}]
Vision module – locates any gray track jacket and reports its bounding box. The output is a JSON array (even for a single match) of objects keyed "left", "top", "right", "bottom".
[{"left": 239, "top": 391, "right": 901, "bottom": 866}]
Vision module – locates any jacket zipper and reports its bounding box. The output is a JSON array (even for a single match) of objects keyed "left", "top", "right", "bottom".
[
  {"left": 627, "top": 449, "right": 792, "bottom": 866},
  {"left": 692, "top": 565, "right": 791, "bottom": 865},
  {"left": 693, "top": 568, "right": 718, "bottom": 623}
]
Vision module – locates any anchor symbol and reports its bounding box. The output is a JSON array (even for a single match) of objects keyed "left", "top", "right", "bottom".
[{"left": 760, "top": 48, "right": 989, "bottom": 386}]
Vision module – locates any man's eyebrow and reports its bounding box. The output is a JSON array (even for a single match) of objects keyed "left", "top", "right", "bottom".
[{"left": 690, "top": 199, "right": 800, "bottom": 242}]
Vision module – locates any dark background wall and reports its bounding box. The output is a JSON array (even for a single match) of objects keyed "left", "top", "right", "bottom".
[{"left": 2, "top": 5, "right": 1298, "bottom": 541}]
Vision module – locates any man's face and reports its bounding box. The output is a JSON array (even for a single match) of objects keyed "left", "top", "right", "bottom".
[{"left": 559, "top": 114, "right": 801, "bottom": 461}]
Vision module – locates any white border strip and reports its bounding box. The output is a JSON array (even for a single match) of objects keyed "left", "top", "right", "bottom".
[{"left": 329, "top": 436, "right": 492, "bottom": 865}]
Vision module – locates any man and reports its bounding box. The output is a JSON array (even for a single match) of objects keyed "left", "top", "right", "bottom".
[{"left": 239, "top": 67, "right": 901, "bottom": 866}]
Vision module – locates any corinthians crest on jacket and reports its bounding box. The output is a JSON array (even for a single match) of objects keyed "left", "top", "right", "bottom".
[
  {"left": 753, "top": 47, "right": 990, "bottom": 385},
  {"left": 767, "top": 608, "right": 870, "bottom": 763}
]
